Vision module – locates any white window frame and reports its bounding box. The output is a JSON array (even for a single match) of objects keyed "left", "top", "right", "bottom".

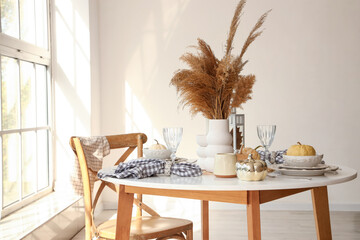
[{"left": 0, "top": 0, "right": 53, "bottom": 219}]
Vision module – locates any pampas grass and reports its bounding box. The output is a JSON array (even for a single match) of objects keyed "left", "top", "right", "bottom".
[{"left": 170, "top": 0, "right": 270, "bottom": 119}]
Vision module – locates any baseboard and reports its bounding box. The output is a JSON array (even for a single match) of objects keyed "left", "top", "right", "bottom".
[
  {"left": 102, "top": 201, "right": 116, "bottom": 210},
  {"left": 94, "top": 200, "right": 104, "bottom": 216}
]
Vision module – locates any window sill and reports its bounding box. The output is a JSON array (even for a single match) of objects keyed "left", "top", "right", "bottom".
[{"left": 0, "top": 192, "right": 83, "bottom": 240}]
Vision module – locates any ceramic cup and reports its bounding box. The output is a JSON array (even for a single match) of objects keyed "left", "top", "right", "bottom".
[{"left": 214, "top": 153, "right": 237, "bottom": 178}]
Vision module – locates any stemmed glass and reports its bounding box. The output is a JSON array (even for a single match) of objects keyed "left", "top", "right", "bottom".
[
  {"left": 257, "top": 125, "right": 276, "bottom": 164},
  {"left": 163, "top": 127, "right": 183, "bottom": 163}
]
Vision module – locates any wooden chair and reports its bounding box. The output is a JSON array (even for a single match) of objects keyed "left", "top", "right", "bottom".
[{"left": 70, "top": 133, "right": 193, "bottom": 240}]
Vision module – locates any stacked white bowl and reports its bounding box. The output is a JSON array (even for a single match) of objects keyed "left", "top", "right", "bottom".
[{"left": 283, "top": 154, "right": 323, "bottom": 167}]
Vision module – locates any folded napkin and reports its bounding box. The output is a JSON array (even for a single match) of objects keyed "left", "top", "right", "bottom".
[
  {"left": 97, "top": 158, "right": 202, "bottom": 179},
  {"left": 257, "top": 150, "right": 326, "bottom": 165},
  {"left": 257, "top": 149, "right": 287, "bottom": 164}
]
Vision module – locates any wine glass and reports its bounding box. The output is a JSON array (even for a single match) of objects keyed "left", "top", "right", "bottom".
[
  {"left": 163, "top": 127, "right": 183, "bottom": 163},
  {"left": 257, "top": 125, "right": 276, "bottom": 164}
]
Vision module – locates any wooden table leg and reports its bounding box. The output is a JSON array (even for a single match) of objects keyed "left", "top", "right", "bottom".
[
  {"left": 311, "top": 186, "right": 332, "bottom": 240},
  {"left": 247, "top": 191, "right": 261, "bottom": 240},
  {"left": 115, "top": 185, "right": 134, "bottom": 240},
  {"left": 201, "top": 200, "right": 209, "bottom": 240}
]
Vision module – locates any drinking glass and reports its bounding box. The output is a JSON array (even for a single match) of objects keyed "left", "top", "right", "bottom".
[
  {"left": 163, "top": 127, "right": 183, "bottom": 163},
  {"left": 257, "top": 125, "right": 276, "bottom": 164}
]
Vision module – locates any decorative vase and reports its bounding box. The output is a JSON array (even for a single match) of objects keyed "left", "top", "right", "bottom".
[
  {"left": 196, "top": 135, "right": 207, "bottom": 169},
  {"left": 205, "top": 119, "right": 233, "bottom": 172}
]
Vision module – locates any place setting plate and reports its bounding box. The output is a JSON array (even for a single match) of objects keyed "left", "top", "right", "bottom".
[
  {"left": 279, "top": 164, "right": 328, "bottom": 170},
  {"left": 275, "top": 164, "right": 339, "bottom": 176}
]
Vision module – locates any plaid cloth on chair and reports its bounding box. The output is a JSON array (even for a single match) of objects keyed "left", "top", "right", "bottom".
[
  {"left": 71, "top": 136, "right": 110, "bottom": 195},
  {"left": 97, "top": 158, "right": 202, "bottom": 179}
]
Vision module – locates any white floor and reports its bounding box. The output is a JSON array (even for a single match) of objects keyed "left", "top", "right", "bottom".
[{"left": 72, "top": 209, "right": 360, "bottom": 240}]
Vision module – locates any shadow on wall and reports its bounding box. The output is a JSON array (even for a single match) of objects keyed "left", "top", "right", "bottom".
[
  {"left": 119, "top": 0, "right": 193, "bottom": 143},
  {"left": 52, "top": 0, "right": 92, "bottom": 192},
  {"left": 101, "top": 0, "right": 208, "bottom": 224},
  {"left": 100, "top": 0, "right": 208, "bottom": 142}
]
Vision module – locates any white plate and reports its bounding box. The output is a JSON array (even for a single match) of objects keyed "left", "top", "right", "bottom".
[
  {"left": 276, "top": 165, "right": 339, "bottom": 176},
  {"left": 279, "top": 164, "right": 328, "bottom": 170},
  {"left": 277, "top": 168, "right": 329, "bottom": 176}
]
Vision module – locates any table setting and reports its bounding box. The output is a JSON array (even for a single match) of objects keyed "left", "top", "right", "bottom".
[
  {"left": 97, "top": 122, "right": 343, "bottom": 183},
  {"left": 97, "top": 127, "right": 204, "bottom": 181}
]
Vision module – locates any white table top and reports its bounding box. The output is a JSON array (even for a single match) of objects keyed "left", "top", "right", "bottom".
[{"left": 98, "top": 165, "right": 357, "bottom": 191}]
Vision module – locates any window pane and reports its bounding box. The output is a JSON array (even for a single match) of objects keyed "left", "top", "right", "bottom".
[
  {"left": 1, "top": 56, "right": 19, "bottom": 130},
  {"left": 36, "top": 64, "right": 47, "bottom": 126},
  {"left": 22, "top": 131, "right": 36, "bottom": 197},
  {"left": 19, "top": 0, "right": 36, "bottom": 45},
  {"left": 20, "top": 61, "right": 36, "bottom": 128},
  {"left": 35, "top": 0, "right": 48, "bottom": 49},
  {"left": 2, "top": 133, "right": 20, "bottom": 207},
  {"left": 0, "top": 0, "right": 20, "bottom": 38},
  {"left": 37, "top": 130, "right": 48, "bottom": 190}
]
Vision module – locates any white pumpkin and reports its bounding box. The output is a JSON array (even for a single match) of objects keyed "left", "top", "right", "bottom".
[{"left": 149, "top": 139, "right": 167, "bottom": 150}]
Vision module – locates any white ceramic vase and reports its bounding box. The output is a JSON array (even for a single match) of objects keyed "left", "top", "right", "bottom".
[
  {"left": 196, "top": 135, "right": 207, "bottom": 169},
  {"left": 205, "top": 119, "right": 233, "bottom": 172}
]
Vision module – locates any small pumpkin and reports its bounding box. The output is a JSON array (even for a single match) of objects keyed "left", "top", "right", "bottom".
[
  {"left": 236, "top": 145, "right": 261, "bottom": 161},
  {"left": 236, "top": 154, "right": 267, "bottom": 181},
  {"left": 149, "top": 139, "right": 167, "bottom": 150},
  {"left": 287, "top": 142, "right": 316, "bottom": 156}
]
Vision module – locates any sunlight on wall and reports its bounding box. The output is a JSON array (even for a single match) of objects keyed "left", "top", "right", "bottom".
[
  {"left": 124, "top": 80, "right": 199, "bottom": 224},
  {"left": 55, "top": 0, "right": 75, "bottom": 86},
  {"left": 125, "top": 81, "right": 163, "bottom": 144},
  {"left": 96, "top": 0, "right": 200, "bottom": 221},
  {"left": 53, "top": 0, "right": 91, "bottom": 192}
]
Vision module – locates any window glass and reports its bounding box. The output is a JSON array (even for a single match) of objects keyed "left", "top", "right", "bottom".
[
  {"left": 37, "top": 130, "right": 48, "bottom": 190},
  {"left": 0, "top": 0, "right": 19, "bottom": 38},
  {"left": 1, "top": 56, "right": 19, "bottom": 130},
  {"left": 22, "top": 131, "right": 36, "bottom": 197},
  {"left": 35, "top": 0, "right": 48, "bottom": 49},
  {"left": 0, "top": 0, "right": 50, "bottom": 216},
  {"left": 20, "top": 61, "right": 36, "bottom": 128},
  {"left": 19, "top": 0, "right": 36, "bottom": 44},
  {"left": 2, "top": 133, "right": 20, "bottom": 207}
]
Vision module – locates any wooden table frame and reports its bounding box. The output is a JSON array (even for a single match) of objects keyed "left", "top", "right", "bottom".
[{"left": 114, "top": 185, "right": 332, "bottom": 240}]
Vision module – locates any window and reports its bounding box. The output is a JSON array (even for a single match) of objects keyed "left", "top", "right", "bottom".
[{"left": 0, "top": 0, "right": 51, "bottom": 218}]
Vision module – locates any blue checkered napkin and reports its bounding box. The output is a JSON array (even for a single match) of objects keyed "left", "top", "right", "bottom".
[
  {"left": 171, "top": 162, "right": 202, "bottom": 177},
  {"left": 97, "top": 158, "right": 202, "bottom": 179},
  {"left": 116, "top": 159, "right": 165, "bottom": 178},
  {"left": 257, "top": 149, "right": 287, "bottom": 164}
]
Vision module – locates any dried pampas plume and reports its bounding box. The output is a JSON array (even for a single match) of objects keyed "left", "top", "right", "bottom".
[{"left": 170, "top": 0, "right": 270, "bottom": 119}]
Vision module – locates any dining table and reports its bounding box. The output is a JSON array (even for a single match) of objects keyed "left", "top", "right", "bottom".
[{"left": 98, "top": 165, "right": 357, "bottom": 240}]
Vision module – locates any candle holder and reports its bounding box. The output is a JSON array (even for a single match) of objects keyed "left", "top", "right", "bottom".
[{"left": 229, "top": 108, "right": 245, "bottom": 153}]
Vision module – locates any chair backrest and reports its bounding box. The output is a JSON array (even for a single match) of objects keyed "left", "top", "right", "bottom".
[{"left": 69, "top": 133, "right": 148, "bottom": 240}]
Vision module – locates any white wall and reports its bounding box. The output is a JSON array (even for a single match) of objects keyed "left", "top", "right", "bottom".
[
  {"left": 96, "top": 0, "right": 360, "bottom": 211},
  {"left": 52, "top": 0, "right": 100, "bottom": 191}
]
